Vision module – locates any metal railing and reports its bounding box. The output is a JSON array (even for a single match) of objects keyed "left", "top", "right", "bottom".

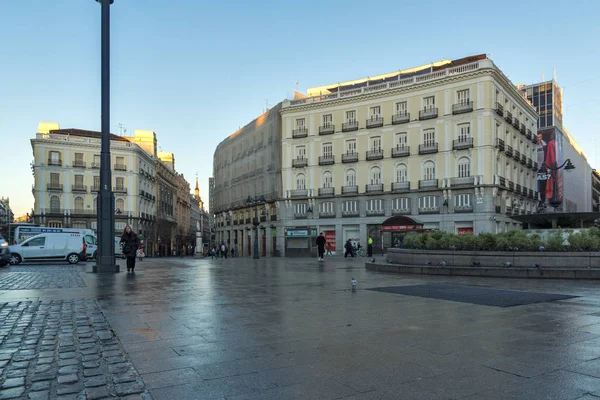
[
  {"left": 114, "top": 164, "right": 127, "bottom": 171},
  {"left": 392, "top": 181, "right": 410, "bottom": 191},
  {"left": 342, "top": 121, "right": 359, "bottom": 132},
  {"left": 453, "top": 137, "right": 474, "bottom": 150},
  {"left": 391, "top": 146, "right": 410, "bottom": 157},
  {"left": 342, "top": 152, "right": 358, "bottom": 163},
  {"left": 365, "top": 149, "right": 384, "bottom": 160},
  {"left": 419, "top": 143, "right": 438, "bottom": 154},
  {"left": 72, "top": 161, "right": 86, "bottom": 168},
  {"left": 113, "top": 187, "right": 128, "bottom": 194},
  {"left": 419, "top": 179, "right": 439, "bottom": 189},
  {"left": 48, "top": 158, "right": 62, "bottom": 166},
  {"left": 47, "top": 183, "right": 63, "bottom": 191},
  {"left": 366, "top": 117, "right": 383, "bottom": 129},
  {"left": 496, "top": 138, "right": 505, "bottom": 151},
  {"left": 419, "top": 108, "right": 438, "bottom": 120},
  {"left": 392, "top": 112, "right": 410, "bottom": 125},
  {"left": 318, "top": 155, "right": 335, "bottom": 165},
  {"left": 451, "top": 176, "right": 475, "bottom": 187},
  {"left": 71, "top": 185, "right": 87, "bottom": 192},
  {"left": 365, "top": 184, "right": 383, "bottom": 193},
  {"left": 290, "top": 189, "right": 308, "bottom": 198},
  {"left": 319, "top": 125, "right": 335, "bottom": 135},
  {"left": 495, "top": 102, "right": 504, "bottom": 116},
  {"left": 292, "top": 128, "right": 308, "bottom": 138},
  {"left": 505, "top": 145, "right": 513, "bottom": 157},
  {"left": 292, "top": 158, "right": 308, "bottom": 168},
  {"left": 341, "top": 185, "right": 359, "bottom": 195},
  {"left": 318, "top": 187, "right": 335, "bottom": 197},
  {"left": 452, "top": 101, "right": 473, "bottom": 114}
]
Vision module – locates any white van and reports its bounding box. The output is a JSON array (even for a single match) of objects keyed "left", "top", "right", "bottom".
[
  {"left": 13, "top": 227, "right": 97, "bottom": 259},
  {"left": 8, "top": 233, "right": 87, "bottom": 265}
]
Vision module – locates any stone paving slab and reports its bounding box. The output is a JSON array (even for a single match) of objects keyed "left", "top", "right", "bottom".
[
  {"left": 0, "top": 266, "right": 86, "bottom": 290},
  {"left": 0, "top": 299, "right": 151, "bottom": 399}
]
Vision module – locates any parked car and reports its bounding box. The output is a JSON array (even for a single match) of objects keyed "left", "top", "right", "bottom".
[
  {"left": 8, "top": 233, "right": 87, "bottom": 265},
  {"left": 0, "top": 236, "right": 10, "bottom": 267}
]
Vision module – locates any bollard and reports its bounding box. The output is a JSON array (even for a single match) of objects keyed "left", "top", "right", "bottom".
[{"left": 351, "top": 277, "right": 357, "bottom": 293}]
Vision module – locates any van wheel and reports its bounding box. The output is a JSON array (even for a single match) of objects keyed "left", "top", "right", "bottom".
[
  {"left": 67, "top": 253, "right": 80, "bottom": 264},
  {"left": 9, "top": 254, "right": 21, "bottom": 265}
]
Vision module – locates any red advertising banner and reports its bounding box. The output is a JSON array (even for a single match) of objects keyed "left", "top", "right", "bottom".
[
  {"left": 381, "top": 225, "right": 423, "bottom": 232},
  {"left": 457, "top": 227, "right": 473, "bottom": 235},
  {"left": 324, "top": 231, "right": 336, "bottom": 251}
]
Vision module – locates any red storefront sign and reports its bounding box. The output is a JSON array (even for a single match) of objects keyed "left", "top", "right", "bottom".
[
  {"left": 324, "top": 230, "right": 336, "bottom": 251},
  {"left": 381, "top": 225, "right": 423, "bottom": 232},
  {"left": 457, "top": 227, "right": 473, "bottom": 235}
]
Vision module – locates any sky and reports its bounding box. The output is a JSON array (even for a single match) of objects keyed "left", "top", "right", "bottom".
[{"left": 1, "top": 0, "right": 599, "bottom": 217}]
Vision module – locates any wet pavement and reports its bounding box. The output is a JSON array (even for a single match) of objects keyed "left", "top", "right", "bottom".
[{"left": 1, "top": 256, "right": 600, "bottom": 399}]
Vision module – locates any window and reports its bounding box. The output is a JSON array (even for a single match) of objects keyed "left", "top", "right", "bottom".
[
  {"left": 26, "top": 237, "right": 46, "bottom": 247},
  {"left": 343, "top": 200, "right": 358, "bottom": 213},
  {"left": 369, "top": 106, "right": 381, "bottom": 119},
  {"left": 455, "top": 194, "right": 472, "bottom": 208},
  {"left": 345, "top": 169, "right": 356, "bottom": 186},
  {"left": 320, "top": 202, "right": 335, "bottom": 214},
  {"left": 392, "top": 197, "right": 410, "bottom": 210},
  {"left": 370, "top": 167, "right": 381, "bottom": 184},
  {"left": 366, "top": 199, "right": 382, "bottom": 212},
  {"left": 50, "top": 195, "right": 60, "bottom": 212},
  {"left": 322, "top": 114, "right": 332, "bottom": 127},
  {"left": 74, "top": 175, "right": 84, "bottom": 187},
  {"left": 396, "top": 164, "right": 408, "bottom": 182},
  {"left": 116, "top": 177, "right": 124, "bottom": 189},
  {"left": 74, "top": 197, "right": 84, "bottom": 212},
  {"left": 346, "top": 140, "right": 356, "bottom": 154},
  {"left": 345, "top": 110, "right": 356, "bottom": 123},
  {"left": 395, "top": 133, "right": 407, "bottom": 148},
  {"left": 419, "top": 195, "right": 439, "bottom": 209},
  {"left": 49, "top": 151, "right": 61, "bottom": 163},
  {"left": 457, "top": 89, "right": 470, "bottom": 105},
  {"left": 73, "top": 222, "right": 87, "bottom": 229},
  {"left": 395, "top": 101, "right": 408, "bottom": 115},
  {"left": 116, "top": 156, "right": 125, "bottom": 167},
  {"left": 322, "top": 143, "right": 333, "bottom": 157},
  {"left": 93, "top": 176, "right": 100, "bottom": 189},
  {"left": 295, "top": 146, "right": 306, "bottom": 159},
  {"left": 423, "top": 129, "right": 435, "bottom": 146},
  {"left": 295, "top": 118, "right": 306, "bottom": 129},
  {"left": 93, "top": 197, "right": 97, "bottom": 212},
  {"left": 495, "top": 122, "right": 501, "bottom": 140},
  {"left": 116, "top": 198, "right": 124, "bottom": 213},
  {"left": 322, "top": 171, "right": 333, "bottom": 188},
  {"left": 423, "top": 96, "right": 435, "bottom": 111},
  {"left": 423, "top": 161, "right": 436, "bottom": 180},
  {"left": 370, "top": 136, "right": 381, "bottom": 151},
  {"left": 458, "top": 157, "right": 471, "bottom": 178},
  {"left": 296, "top": 174, "right": 306, "bottom": 190},
  {"left": 50, "top": 173, "right": 60, "bottom": 186},
  {"left": 74, "top": 153, "right": 84, "bottom": 163},
  {"left": 457, "top": 123, "right": 471, "bottom": 141},
  {"left": 93, "top": 154, "right": 100, "bottom": 167}
]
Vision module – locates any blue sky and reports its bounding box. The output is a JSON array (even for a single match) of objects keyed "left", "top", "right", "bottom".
[{"left": 1, "top": 0, "right": 599, "bottom": 216}]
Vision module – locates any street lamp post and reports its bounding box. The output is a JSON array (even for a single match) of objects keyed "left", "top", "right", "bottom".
[
  {"left": 541, "top": 159, "right": 575, "bottom": 210},
  {"left": 94, "top": 0, "right": 117, "bottom": 273},
  {"left": 246, "top": 196, "right": 266, "bottom": 259}
]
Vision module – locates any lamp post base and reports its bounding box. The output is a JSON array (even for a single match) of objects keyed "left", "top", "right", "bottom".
[{"left": 93, "top": 262, "right": 120, "bottom": 273}]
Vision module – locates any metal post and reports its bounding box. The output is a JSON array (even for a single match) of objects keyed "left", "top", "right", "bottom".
[
  {"left": 253, "top": 206, "right": 259, "bottom": 259},
  {"left": 94, "top": 0, "right": 117, "bottom": 273}
]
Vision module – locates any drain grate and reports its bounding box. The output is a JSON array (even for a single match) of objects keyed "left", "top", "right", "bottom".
[{"left": 367, "top": 283, "right": 577, "bottom": 307}]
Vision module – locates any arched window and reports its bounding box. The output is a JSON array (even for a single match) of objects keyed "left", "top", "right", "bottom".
[
  {"left": 322, "top": 171, "right": 333, "bottom": 188},
  {"left": 396, "top": 164, "right": 408, "bottom": 183},
  {"left": 423, "top": 161, "right": 436, "bottom": 180},
  {"left": 458, "top": 157, "right": 471, "bottom": 178},
  {"left": 296, "top": 174, "right": 305, "bottom": 190},
  {"left": 370, "top": 167, "right": 381, "bottom": 184},
  {"left": 345, "top": 169, "right": 356, "bottom": 186},
  {"left": 50, "top": 196, "right": 60, "bottom": 212},
  {"left": 116, "top": 198, "right": 124, "bottom": 214},
  {"left": 74, "top": 197, "right": 84, "bottom": 212}
]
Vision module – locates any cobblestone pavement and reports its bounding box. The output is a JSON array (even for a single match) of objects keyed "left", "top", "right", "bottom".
[
  {"left": 0, "top": 266, "right": 86, "bottom": 290},
  {"left": 0, "top": 299, "right": 150, "bottom": 399}
]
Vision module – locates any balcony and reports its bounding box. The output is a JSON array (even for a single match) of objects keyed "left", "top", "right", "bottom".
[
  {"left": 533, "top": 162, "right": 539, "bottom": 171},
  {"left": 495, "top": 102, "right": 504, "bottom": 117},
  {"left": 419, "top": 108, "right": 438, "bottom": 120},
  {"left": 453, "top": 137, "right": 474, "bottom": 150},
  {"left": 342, "top": 210, "right": 360, "bottom": 217},
  {"left": 531, "top": 134, "right": 538, "bottom": 144},
  {"left": 528, "top": 189, "right": 535, "bottom": 199},
  {"left": 245, "top": 218, "right": 251, "bottom": 224},
  {"left": 271, "top": 215, "right": 277, "bottom": 221},
  {"left": 419, "top": 206, "right": 440, "bottom": 214},
  {"left": 319, "top": 211, "right": 336, "bottom": 218},
  {"left": 505, "top": 206, "right": 513, "bottom": 215},
  {"left": 392, "top": 207, "right": 411, "bottom": 215},
  {"left": 318, "top": 187, "right": 335, "bottom": 197},
  {"left": 342, "top": 152, "right": 359, "bottom": 163},
  {"left": 366, "top": 209, "right": 385, "bottom": 216},
  {"left": 292, "top": 127, "right": 308, "bottom": 138},
  {"left": 342, "top": 121, "right": 359, "bottom": 132},
  {"left": 41, "top": 208, "right": 66, "bottom": 215},
  {"left": 498, "top": 176, "right": 506, "bottom": 187},
  {"left": 342, "top": 185, "right": 359, "bottom": 195},
  {"left": 318, "top": 155, "right": 335, "bottom": 166},
  {"left": 366, "top": 117, "right": 383, "bottom": 129},
  {"left": 48, "top": 158, "right": 62, "bottom": 166},
  {"left": 520, "top": 124, "right": 526, "bottom": 135},
  {"left": 419, "top": 179, "right": 439, "bottom": 189},
  {"left": 290, "top": 189, "right": 308, "bottom": 198},
  {"left": 71, "top": 185, "right": 87, "bottom": 193},
  {"left": 91, "top": 162, "right": 101, "bottom": 169},
  {"left": 419, "top": 143, "right": 438, "bottom": 155},
  {"left": 512, "top": 117, "right": 520, "bottom": 130},
  {"left": 452, "top": 101, "right": 473, "bottom": 115},
  {"left": 508, "top": 181, "right": 514, "bottom": 192},
  {"left": 505, "top": 111, "right": 513, "bottom": 123},
  {"left": 294, "top": 212, "right": 307, "bottom": 219},
  {"left": 113, "top": 187, "right": 127, "bottom": 194},
  {"left": 513, "top": 150, "right": 520, "bottom": 162},
  {"left": 232, "top": 219, "right": 238, "bottom": 225},
  {"left": 366, "top": 184, "right": 384, "bottom": 193},
  {"left": 496, "top": 138, "right": 505, "bottom": 151},
  {"left": 451, "top": 176, "right": 475, "bottom": 187},
  {"left": 366, "top": 149, "right": 384, "bottom": 161},
  {"left": 92, "top": 185, "right": 100, "bottom": 192},
  {"left": 72, "top": 161, "right": 86, "bottom": 168},
  {"left": 516, "top": 184, "right": 522, "bottom": 194},
  {"left": 114, "top": 164, "right": 127, "bottom": 171},
  {"left": 319, "top": 124, "right": 335, "bottom": 135},
  {"left": 292, "top": 157, "right": 308, "bottom": 168},
  {"left": 392, "top": 112, "right": 410, "bottom": 125},
  {"left": 454, "top": 204, "right": 474, "bottom": 213},
  {"left": 505, "top": 145, "right": 513, "bottom": 157},
  {"left": 392, "top": 181, "right": 410, "bottom": 192},
  {"left": 520, "top": 155, "right": 527, "bottom": 165},
  {"left": 391, "top": 146, "right": 410, "bottom": 158},
  {"left": 47, "top": 183, "right": 63, "bottom": 191},
  {"left": 527, "top": 158, "right": 533, "bottom": 168},
  {"left": 521, "top": 186, "right": 528, "bottom": 197}
]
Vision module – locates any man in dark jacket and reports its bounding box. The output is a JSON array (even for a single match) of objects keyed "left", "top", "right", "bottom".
[
  {"left": 344, "top": 239, "right": 354, "bottom": 258},
  {"left": 316, "top": 233, "right": 326, "bottom": 261},
  {"left": 120, "top": 225, "right": 139, "bottom": 273}
]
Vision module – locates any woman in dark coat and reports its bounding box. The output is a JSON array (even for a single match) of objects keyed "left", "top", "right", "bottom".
[{"left": 120, "top": 225, "right": 139, "bottom": 273}]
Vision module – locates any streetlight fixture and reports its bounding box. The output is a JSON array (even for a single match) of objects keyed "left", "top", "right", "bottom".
[
  {"left": 246, "top": 196, "right": 266, "bottom": 259},
  {"left": 541, "top": 159, "right": 575, "bottom": 209},
  {"left": 93, "top": 0, "right": 117, "bottom": 273}
]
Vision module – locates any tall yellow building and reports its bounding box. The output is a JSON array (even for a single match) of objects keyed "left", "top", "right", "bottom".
[{"left": 280, "top": 55, "right": 539, "bottom": 252}]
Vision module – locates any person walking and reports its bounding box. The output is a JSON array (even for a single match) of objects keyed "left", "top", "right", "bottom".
[
  {"left": 221, "top": 243, "right": 226, "bottom": 259},
  {"left": 326, "top": 242, "right": 333, "bottom": 256},
  {"left": 367, "top": 236, "right": 373, "bottom": 257},
  {"left": 120, "top": 225, "right": 140, "bottom": 273},
  {"left": 316, "top": 232, "right": 326, "bottom": 261},
  {"left": 344, "top": 239, "right": 354, "bottom": 258}
]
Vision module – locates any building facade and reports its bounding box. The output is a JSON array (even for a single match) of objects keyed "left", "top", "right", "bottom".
[
  {"left": 0, "top": 198, "right": 14, "bottom": 239},
  {"left": 155, "top": 154, "right": 178, "bottom": 256},
  {"left": 280, "top": 55, "right": 540, "bottom": 253},
  {"left": 31, "top": 124, "right": 157, "bottom": 243},
  {"left": 213, "top": 104, "right": 283, "bottom": 256},
  {"left": 593, "top": 170, "right": 600, "bottom": 212}
]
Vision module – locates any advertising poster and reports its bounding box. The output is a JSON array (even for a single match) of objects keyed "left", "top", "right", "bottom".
[
  {"left": 324, "top": 231, "right": 336, "bottom": 251},
  {"left": 536, "top": 128, "right": 563, "bottom": 208}
]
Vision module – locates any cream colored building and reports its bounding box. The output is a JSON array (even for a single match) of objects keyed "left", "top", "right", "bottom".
[
  {"left": 280, "top": 55, "right": 539, "bottom": 253},
  {"left": 31, "top": 123, "right": 156, "bottom": 243}
]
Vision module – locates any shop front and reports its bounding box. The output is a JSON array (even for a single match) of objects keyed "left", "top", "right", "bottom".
[
  {"left": 284, "top": 227, "right": 317, "bottom": 257},
  {"left": 380, "top": 216, "right": 424, "bottom": 251}
]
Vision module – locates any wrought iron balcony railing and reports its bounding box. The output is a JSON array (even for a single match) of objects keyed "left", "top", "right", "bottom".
[
  {"left": 419, "top": 108, "right": 438, "bottom": 120},
  {"left": 292, "top": 158, "right": 308, "bottom": 168},
  {"left": 418, "top": 179, "right": 439, "bottom": 189},
  {"left": 366, "top": 149, "right": 384, "bottom": 160},
  {"left": 365, "top": 184, "right": 383, "bottom": 193},
  {"left": 452, "top": 101, "right": 473, "bottom": 114},
  {"left": 419, "top": 143, "right": 438, "bottom": 155},
  {"left": 318, "top": 155, "right": 335, "bottom": 165},
  {"left": 391, "top": 181, "right": 410, "bottom": 192},
  {"left": 366, "top": 117, "right": 383, "bottom": 129},
  {"left": 341, "top": 185, "right": 359, "bottom": 195},
  {"left": 318, "top": 187, "right": 335, "bottom": 197},
  {"left": 453, "top": 137, "right": 474, "bottom": 150},
  {"left": 392, "top": 112, "right": 410, "bottom": 125},
  {"left": 292, "top": 127, "right": 308, "bottom": 138},
  {"left": 341, "top": 152, "right": 359, "bottom": 163},
  {"left": 319, "top": 124, "right": 335, "bottom": 135},
  {"left": 342, "top": 121, "right": 359, "bottom": 132},
  {"left": 391, "top": 146, "right": 410, "bottom": 157}
]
